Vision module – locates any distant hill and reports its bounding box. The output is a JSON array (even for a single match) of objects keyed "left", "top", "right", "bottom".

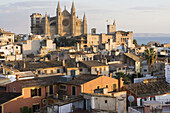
[{"left": 134, "top": 33, "right": 170, "bottom": 37}]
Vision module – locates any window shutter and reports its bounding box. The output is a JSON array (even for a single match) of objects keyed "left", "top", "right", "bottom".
[{"left": 38, "top": 88, "right": 41, "bottom": 96}]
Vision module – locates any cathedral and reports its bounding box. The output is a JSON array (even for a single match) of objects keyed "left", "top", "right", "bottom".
[{"left": 30, "top": 2, "right": 87, "bottom": 37}]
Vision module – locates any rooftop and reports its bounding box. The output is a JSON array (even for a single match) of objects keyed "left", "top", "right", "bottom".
[
  {"left": 0, "top": 92, "right": 21, "bottom": 105},
  {"left": 12, "top": 74, "right": 100, "bottom": 88},
  {"left": 0, "top": 29, "right": 14, "bottom": 34},
  {"left": 5, "top": 60, "right": 62, "bottom": 71},
  {"left": 64, "top": 74, "right": 101, "bottom": 85},
  {"left": 15, "top": 75, "right": 61, "bottom": 88},
  {"left": 123, "top": 79, "right": 170, "bottom": 97},
  {"left": 80, "top": 60, "right": 107, "bottom": 68},
  {"left": 124, "top": 52, "right": 141, "bottom": 62}
]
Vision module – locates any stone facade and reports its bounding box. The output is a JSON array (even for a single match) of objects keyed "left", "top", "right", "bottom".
[
  {"left": 84, "top": 21, "right": 133, "bottom": 48},
  {"left": 30, "top": 2, "right": 87, "bottom": 37}
]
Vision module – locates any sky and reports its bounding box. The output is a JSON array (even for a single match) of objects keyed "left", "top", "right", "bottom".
[{"left": 0, "top": 0, "right": 170, "bottom": 34}]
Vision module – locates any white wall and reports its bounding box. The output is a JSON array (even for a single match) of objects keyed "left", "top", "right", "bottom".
[
  {"left": 47, "top": 100, "right": 84, "bottom": 113},
  {"left": 23, "top": 39, "right": 41, "bottom": 54},
  {"left": 165, "top": 65, "right": 170, "bottom": 83}
]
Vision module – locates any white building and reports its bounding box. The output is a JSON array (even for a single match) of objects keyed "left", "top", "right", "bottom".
[
  {"left": 0, "top": 28, "right": 14, "bottom": 46},
  {"left": 165, "top": 64, "right": 170, "bottom": 83},
  {"left": 0, "top": 44, "right": 21, "bottom": 56},
  {"left": 22, "top": 39, "right": 41, "bottom": 54}
]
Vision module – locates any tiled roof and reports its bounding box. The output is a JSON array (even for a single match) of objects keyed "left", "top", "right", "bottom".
[
  {"left": 124, "top": 53, "right": 141, "bottom": 62},
  {"left": 0, "top": 92, "right": 21, "bottom": 104},
  {"left": 5, "top": 61, "right": 62, "bottom": 71},
  {"left": 80, "top": 60, "right": 107, "bottom": 68},
  {"left": 0, "top": 31, "right": 14, "bottom": 34},
  {"left": 16, "top": 74, "right": 100, "bottom": 87},
  {"left": 123, "top": 80, "right": 170, "bottom": 97},
  {"left": 64, "top": 74, "right": 101, "bottom": 85},
  {"left": 109, "top": 63, "right": 127, "bottom": 68},
  {"left": 17, "top": 76, "right": 61, "bottom": 88}
]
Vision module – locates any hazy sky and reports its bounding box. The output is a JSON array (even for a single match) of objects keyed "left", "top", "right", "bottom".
[{"left": 0, "top": 0, "right": 170, "bottom": 34}]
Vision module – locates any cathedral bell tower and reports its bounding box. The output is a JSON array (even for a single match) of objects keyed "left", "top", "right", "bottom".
[
  {"left": 83, "top": 13, "right": 87, "bottom": 34},
  {"left": 71, "top": 2, "right": 76, "bottom": 36},
  {"left": 45, "top": 12, "right": 50, "bottom": 37},
  {"left": 107, "top": 19, "right": 116, "bottom": 34},
  {"left": 56, "top": 1, "right": 62, "bottom": 36}
]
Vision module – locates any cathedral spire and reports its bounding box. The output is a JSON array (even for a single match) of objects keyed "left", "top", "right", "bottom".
[
  {"left": 71, "top": 2, "right": 76, "bottom": 13},
  {"left": 113, "top": 19, "right": 116, "bottom": 25},
  {"left": 57, "top": 1, "right": 61, "bottom": 13},
  {"left": 83, "top": 12, "right": 86, "bottom": 21},
  {"left": 57, "top": 1, "right": 61, "bottom": 9}
]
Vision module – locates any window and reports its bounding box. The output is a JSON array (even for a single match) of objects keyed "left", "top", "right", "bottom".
[
  {"left": 60, "top": 85, "right": 66, "bottom": 90},
  {"left": 38, "top": 71, "right": 41, "bottom": 74},
  {"left": 33, "top": 104, "right": 40, "bottom": 112},
  {"left": 72, "top": 86, "right": 76, "bottom": 96},
  {"left": 31, "top": 88, "right": 41, "bottom": 97},
  {"left": 51, "top": 70, "right": 53, "bottom": 74},
  {"left": 44, "top": 70, "right": 47, "bottom": 74},
  {"left": 113, "top": 84, "right": 117, "bottom": 91},
  {"left": 57, "top": 69, "right": 60, "bottom": 73},
  {"left": 49, "top": 85, "right": 53, "bottom": 95},
  {"left": 16, "top": 46, "right": 18, "bottom": 49},
  {"left": 5, "top": 47, "right": 7, "bottom": 49},
  {"left": 106, "top": 85, "right": 108, "bottom": 88},
  {"left": 104, "top": 67, "right": 106, "bottom": 71},
  {"left": 97, "top": 86, "right": 100, "bottom": 89},
  {"left": 144, "top": 69, "right": 147, "bottom": 72},
  {"left": 13, "top": 87, "right": 16, "bottom": 92},
  {"left": 105, "top": 100, "right": 107, "bottom": 103},
  {"left": 80, "top": 69, "right": 82, "bottom": 72}
]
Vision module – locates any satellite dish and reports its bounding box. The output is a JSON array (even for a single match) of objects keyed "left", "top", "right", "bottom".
[
  {"left": 128, "top": 95, "right": 134, "bottom": 102},
  {"left": 42, "top": 99, "right": 48, "bottom": 105}
]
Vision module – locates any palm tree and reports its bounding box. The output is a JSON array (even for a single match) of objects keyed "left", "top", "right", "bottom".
[{"left": 144, "top": 48, "right": 157, "bottom": 75}]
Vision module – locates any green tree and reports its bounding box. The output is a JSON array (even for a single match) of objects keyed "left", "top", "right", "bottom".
[
  {"left": 133, "top": 39, "right": 138, "bottom": 46},
  {"left": 20, "top": 106, "right": 32, "bottom": 113},
  {"left": 144, "top": 48, "right": 157, "bottom": 75},
  {"left": 114, "top": 72, "right": 130, "bottom": 84},
  {"left": 141, "top": 44, "right": 145, "bottom": 46}
]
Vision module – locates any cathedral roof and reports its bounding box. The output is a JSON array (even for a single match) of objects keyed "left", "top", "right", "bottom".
[
  {"left": 62, "top": 10, "right": 71, "bottom": 16},
  {"left": 50, "top": 17, "right": 56, "bottom": 21}
]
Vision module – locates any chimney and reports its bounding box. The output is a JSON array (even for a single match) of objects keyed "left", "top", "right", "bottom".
[
  {"left": 144, "top": 105, "right": 150, "bottom": 113},
  {"left": 16, "top": 74, "right": 19, "bottom": 81},
  {"left": 104, "top": 58, "right": 107, "bottom": 64},
  {"left": 97, "top": 71, "right": 100, "bottom": 76},
  {"left": 57, "top": 56, "right": 59, "bottom": 61},
  {"left": 62, "top": 60, "right": 65, "bottom": 67},
  {"left": 76, "top": 42, "right": 80, "bottom": 51},
  {"left": 77, "top": 62, "right": 79, "bottom": 67},
  {"left": 24, "top": 59, "right": 26, "bottom": 68},
  {"left": 109, "top": 73, "right": 112, "bottom": 78},
  {"left": 118, "top": 77, "right": 122, "bottom": 91}
]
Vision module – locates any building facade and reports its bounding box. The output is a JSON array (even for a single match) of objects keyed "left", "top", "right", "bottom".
[{"left": 30, "top": 2, "right": 87, "bottom": 37}]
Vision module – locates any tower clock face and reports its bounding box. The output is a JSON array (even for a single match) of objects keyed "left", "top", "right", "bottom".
[{"left": 62, "top": 19, "right": 69, "bottom": 26}]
